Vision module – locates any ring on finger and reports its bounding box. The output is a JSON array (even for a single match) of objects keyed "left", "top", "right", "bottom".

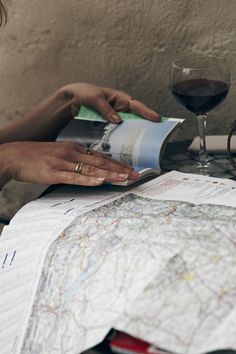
[
  {"left": 127, "top": 97, "right": 136, "bottom": 112},
  {"left": 75, "top": 162, "right": 84, "bottom": 174}
]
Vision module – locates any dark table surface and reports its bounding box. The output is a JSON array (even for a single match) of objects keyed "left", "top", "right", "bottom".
[{"left": 161, "top": 140, "right": 236, "bottom": 180}]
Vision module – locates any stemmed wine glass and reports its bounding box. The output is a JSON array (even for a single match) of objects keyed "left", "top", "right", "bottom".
[{"left": 170, "top": 54, "right": 230, "bottom": 174}]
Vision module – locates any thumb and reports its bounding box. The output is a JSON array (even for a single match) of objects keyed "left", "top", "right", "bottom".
[{"left": 94, "top": 97, "right": 122, "bottom": 124}]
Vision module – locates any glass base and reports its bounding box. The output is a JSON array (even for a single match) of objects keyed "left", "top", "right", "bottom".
[{"left": 177, "top": 159, "right": 229, "bottom": 177}]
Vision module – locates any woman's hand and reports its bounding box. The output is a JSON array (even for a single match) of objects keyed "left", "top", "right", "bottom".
[
  {"left": 0, "top": 83, "right": 160, "bottom": 144},
  {"left": 0, "top": 83, "right": 159, "bottom": 188},
  {"left": 0, "top": 141, "right": 139, "bottom": 188},
  {"left": 60, "top": 83, "right": 161, "bottom": 124}
]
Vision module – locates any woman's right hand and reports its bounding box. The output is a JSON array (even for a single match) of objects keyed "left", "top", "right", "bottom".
[{"left": 0, "top": 141, "right": 139, "bottom": 188}]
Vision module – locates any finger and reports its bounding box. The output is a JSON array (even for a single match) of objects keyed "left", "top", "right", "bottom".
[
  {"left": 75, "top": 163, "right": 130, "bottom": 182},
  {"left": 92, "top": 97, "right": 122, "bottom": 124},
  {"left": 87, "top": 151, "right": 140, "bottom": 179},
  {"left": 73, "top": 144, "right": 137, "bottom": 177},
  {"left": 52, "top": 170, "right": 105, "bottom": 186},
  {"left": 130, "top": 99, "right": 161, "bottom": 121},
  {"left": 60, "top": 160, "right": 130, "bottom": 181},
  {"left": 102, "top": 87, "right": 161, "bottom": 121},
  {"left": 54, "top": 160, "right": 131, "bottom": 182},
  {"left": 76, "top": 152, "right": 139, "bottom": 179},
  {"left": 53, "top": 143, "right": 139, "bottom": 179},
  {"left": 60, "top": 144, "right": 129, "bottom": 169},
  {"left": 54, "top": 145, "right": 139, "bottom": 180},
  {"left": 75, "top": 145, "right": 133, "bottom": 169},
  {"left": 102, "top": 87, "right": 130, "bottom": 112}
]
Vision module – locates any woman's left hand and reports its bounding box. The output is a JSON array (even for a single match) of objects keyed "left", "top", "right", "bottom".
[
  {"left": 0, "top": 83, "right": 161, "bottom": 144},
  {"left": 59, "top": 83, "right": 161, "bottom": 124}
]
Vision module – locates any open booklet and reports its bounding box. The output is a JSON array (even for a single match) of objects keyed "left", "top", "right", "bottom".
[{"left": 57, "top": 106, "right": 184, "bottom": 185}]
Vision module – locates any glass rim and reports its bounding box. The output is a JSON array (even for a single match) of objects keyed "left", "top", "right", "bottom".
[{"left": 172, "top": 54, "right": 228, "bottom": 70}]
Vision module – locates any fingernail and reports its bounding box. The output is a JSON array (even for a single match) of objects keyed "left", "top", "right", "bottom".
[
  {"left": 118, "top": 173, "right": 129, "bottom": 179},
  {"left": 150, "top": 113, "right": 161, "bottom": 121},
  {"left": 111, "top": 114, "right": 121, "bottom": 123},
  {"left": 96, "top": 177, "right": 105, "bottom": 182}
]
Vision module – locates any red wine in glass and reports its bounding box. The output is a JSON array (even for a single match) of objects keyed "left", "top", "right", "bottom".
[
  {"left": 170, "top": 55, "right": 230, "bottom": 174},
  {"left": 171, "top": 79, "right": 229, "bottom": 115}
]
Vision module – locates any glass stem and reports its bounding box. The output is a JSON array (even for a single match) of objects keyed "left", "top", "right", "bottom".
[{"left": 196, "top": 114, "right": 209, "bottom": 167}]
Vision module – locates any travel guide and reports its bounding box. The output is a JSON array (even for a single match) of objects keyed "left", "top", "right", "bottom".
[{"left": 58, "top": 106, "right": 184, "bottom": 185}]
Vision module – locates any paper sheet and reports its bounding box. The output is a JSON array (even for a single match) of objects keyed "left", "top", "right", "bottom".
[
  {"left": 0, "top": 186, "right": 123, "bottom": 354},
  {"left": 1, "top": 171, "right": 236, "bottom": 354}
]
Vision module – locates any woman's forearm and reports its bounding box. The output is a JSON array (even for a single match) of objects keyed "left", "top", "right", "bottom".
[{"left": 0, "top": 89, "right": 75, "bottom": 143}]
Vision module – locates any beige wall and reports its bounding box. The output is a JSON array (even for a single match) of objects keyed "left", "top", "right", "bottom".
[
  {"left": 0, "top": 0, "right": 236, "bottom": 220},
  {"left": 0, "top": 0, "right": 235, "bottom": 134}
]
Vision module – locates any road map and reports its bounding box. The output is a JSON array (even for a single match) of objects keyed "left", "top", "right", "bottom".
[{"left": 21, "top": 183, "right": 236, "bottom": 354}]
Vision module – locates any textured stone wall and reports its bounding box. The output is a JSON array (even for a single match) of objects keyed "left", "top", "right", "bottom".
[{"left": 0, "top": 0, "right": 236, "bottom": 222}]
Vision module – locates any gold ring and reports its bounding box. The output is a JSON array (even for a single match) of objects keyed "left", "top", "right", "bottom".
[
  {"left": 75, "top": 162, "right": 84, "bottom": 174},
  {"left": 127, "top": 97, "right": 136, "bottom": 112}
]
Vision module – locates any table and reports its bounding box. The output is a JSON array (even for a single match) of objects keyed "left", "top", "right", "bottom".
[{"left": 161, "top": 140, "right": 236, "bottom": 180}]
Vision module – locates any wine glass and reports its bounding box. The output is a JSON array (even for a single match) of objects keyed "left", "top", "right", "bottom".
[{"left": 170, "top": 54, "right": 230, "bottom": 174}]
